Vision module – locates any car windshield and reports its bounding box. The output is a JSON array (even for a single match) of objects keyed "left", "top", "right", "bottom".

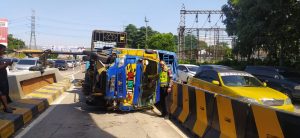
[
  {"left": 221, "top": 75, "right": 263, "bottom": 87},
  {"left": 18, "top": 60, "right": 36, "bottom": 65},
  {"left": 187, "top": 66, "right": 198, "bottom": 72},
  {"left": 67, "top": 61, "right": 72, "bottom": 63},
  {"left": 55, "top": 60, "right": 65, "bottom": 63}
]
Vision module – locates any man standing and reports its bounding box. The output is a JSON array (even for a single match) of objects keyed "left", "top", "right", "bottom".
[
  {"left": 0, "top": 44, "right": 15, "bottom": 113},
  {"left": 159, "top": 60, "right": 173, "bottom": 118}
]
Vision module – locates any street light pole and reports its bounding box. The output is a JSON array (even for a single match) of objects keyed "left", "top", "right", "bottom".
[{"left": 145, "top": 16, "right": 149, "bottom": 49}]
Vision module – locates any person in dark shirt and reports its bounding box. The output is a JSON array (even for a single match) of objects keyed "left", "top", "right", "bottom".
[{"left": 0, "top": 44, "right": 15, "bottom": 113}]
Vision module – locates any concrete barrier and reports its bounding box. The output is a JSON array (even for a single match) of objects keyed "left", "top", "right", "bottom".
[
  {"left": 0, "top": 79, "right": 71, "bottom": 138},
  {"left": 0, "top": 68, "right": 70, "bottom": 138},
  {"left": 7, "top": 68, "right": 64, "bottom": 101},
  {"left": 168, "top": 82, "right": 300, "bottom": 138}
]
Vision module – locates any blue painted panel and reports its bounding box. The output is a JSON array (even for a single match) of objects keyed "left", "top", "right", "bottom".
[{"left": 133, "top": 63, "right": 142, "bottom": 105}]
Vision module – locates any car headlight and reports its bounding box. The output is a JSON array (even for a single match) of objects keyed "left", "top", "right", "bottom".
[
  {"left": 239, "top": 97, "right": 259, "bottom": 104},
  {"left": 285, "top": 98, "right": 292, "bottom": 105},
  {"left": 118, "top": 58, "right": 125, "bottom": 67},
  {"left": 294, "top": 85, "right": 300, "bottom": 90}
]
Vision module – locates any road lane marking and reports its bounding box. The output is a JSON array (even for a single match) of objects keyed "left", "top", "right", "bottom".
[{"left": 15, "top": 86, "right": 73, "bottom": 138}]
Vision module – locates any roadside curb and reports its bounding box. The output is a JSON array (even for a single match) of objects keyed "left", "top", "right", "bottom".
[{"left": 0, "top": 79, "right": 71, "bottom": 138}]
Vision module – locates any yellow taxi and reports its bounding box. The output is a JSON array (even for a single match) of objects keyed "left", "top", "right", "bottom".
[{"left": 189, "top": 69, "right": 294, "bottom": 112}]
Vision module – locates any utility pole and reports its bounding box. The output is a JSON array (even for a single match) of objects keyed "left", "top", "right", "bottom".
[
  {"left": 178, "top": 4, "right": 186, "bottom": 60},
  {"left": 144, "top": 16, "right": 149, "bottom": 49},
  {"left": 29, "top": 10, "right": 37, "bottom": 49}
]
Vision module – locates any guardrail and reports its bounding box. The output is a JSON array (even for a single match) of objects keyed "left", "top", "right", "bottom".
[{"left": 168, "top": 82, "right": 300, "bottom": 138}]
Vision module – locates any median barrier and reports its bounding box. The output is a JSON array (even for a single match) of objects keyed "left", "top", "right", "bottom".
[
  {"left": 8, "top": 68, "right": 64, "bottom": 100},
  {"left": 192, "top": 89, "right": 215, "bottom": 137},
  {"left": 0, "top": 71, "right": 71, "bottom": 138},
  {"left": 171, "top": 83, "right": 183, "bottom": 119},
  {"left": 168, "top": 82, "right": 300, "bottom": 138}
]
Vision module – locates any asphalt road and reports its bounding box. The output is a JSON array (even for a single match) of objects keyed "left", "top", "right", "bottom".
[{"left": 15, "top": 67, "right": 187, "bottom": 138}]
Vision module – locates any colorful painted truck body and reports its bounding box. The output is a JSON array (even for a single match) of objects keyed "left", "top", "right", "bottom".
[{"left": 84, "top": 48, "right": 177, "bottom": 111}]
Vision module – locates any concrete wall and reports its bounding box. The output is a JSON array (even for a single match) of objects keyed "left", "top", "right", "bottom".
[{"left": 7, "top": 68, "right": 64, "bottom": 100}]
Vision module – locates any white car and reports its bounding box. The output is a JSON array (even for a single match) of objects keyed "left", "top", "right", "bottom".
[
  {"left": 15, "top": 58, "right": 39, "bottom": 70},
  {"left": 66, "top": 60, "right": 74, "bottom": 68},
  {"left": 177, "top": 64, "right": 199, "bottom": 83}
]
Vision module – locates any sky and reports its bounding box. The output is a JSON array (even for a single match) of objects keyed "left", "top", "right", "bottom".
[{"left": 0, "top": 0, "right": 228, "bottom": 50}]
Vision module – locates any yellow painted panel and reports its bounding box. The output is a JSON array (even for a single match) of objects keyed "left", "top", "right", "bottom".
[
  {"left": 18, "top": 99, "right": 42, "bottom": 105},
  {"left": 13, "top": 108, "right": 33, "bottom": 124},
  {"left": 0, "top": 120, "right": 14, "bottom": 138},
  {"left": 18, "top": 99, "right": 46, "bottom": 112},
  {"left": 193, "top": 89, "right": 208, "bottom": 137},
  {"left": 170, "top": 83, "right": 178, "bottom": 114},
  {"left": 27, "top": 93, "right": 54, "bottom": 103},
  {"left": 37, "top": 103, "right": 45, "bottom": 112},
  {"left": 36, "top": 89, "right": 61, "bottom": 97},
  {"left": 216, "top": 96, "right": 237, "bottom": 138},
  {"left": 51, "top": 84, "right": 68, "bottom": 90},
  {"left": 124, "top": 64, "right": 136, "bottom": 105},
  {"left": 252, "top": 105, "right": 284, "bottom": 138},
  {"left": 43, "top": 86, "right": 65, "bottom": 93},
  {"left": 178, "top": 85, "right": 189, "bottom": 123}
]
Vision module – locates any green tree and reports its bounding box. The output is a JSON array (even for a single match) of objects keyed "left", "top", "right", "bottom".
[
  {"left": 148, "top": 33, "right": 176, "bottom": 52},
  {"left": 198, "top": 40, "right": 208, "bottom": 50},
  {"left": 125, "top": 24, "right": 138, "bottom": 48},
  {"left": 124, "top": 25, "right": 158, "bottom": 49},
  {"left": 222, "top": 0, "right": 300, "bottom": 66},
  {"left": 49, "top": 54, "right": 59, "bottom": 59},
  {"left": 7, "top": 34, "right": 25, "bottom": 51}
]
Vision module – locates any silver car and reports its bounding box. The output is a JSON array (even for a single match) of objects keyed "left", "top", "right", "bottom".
[
  {"left": 15, "top": 58, "right": 39, "bottom": 70},
  {"left": 177, "top": 64, "right": 199, "bottom": 83}
]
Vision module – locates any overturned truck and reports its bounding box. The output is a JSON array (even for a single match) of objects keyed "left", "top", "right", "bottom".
[{"left": 82, "top": 30, "right": 178, "bottom": 111}]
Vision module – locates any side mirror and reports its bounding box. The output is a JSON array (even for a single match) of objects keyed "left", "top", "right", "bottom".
[
  {"left": 212, "top": 80, "right": 220, "bottom": 86},
  {"left": 263, "top": 82, "right": 267, "bottom": 87}
]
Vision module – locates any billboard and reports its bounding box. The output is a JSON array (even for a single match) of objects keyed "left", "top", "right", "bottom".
[{"left": 0, "top": 18, "right": 8, "bottom": 47}]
